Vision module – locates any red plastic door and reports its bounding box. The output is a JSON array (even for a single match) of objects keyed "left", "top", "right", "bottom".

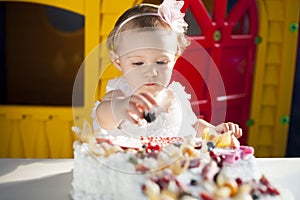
[{"left": 172, "top": 0, "right": 258, "bottom": 144}]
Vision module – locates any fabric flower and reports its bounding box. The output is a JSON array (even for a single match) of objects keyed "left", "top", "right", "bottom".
[{"left": 158, "top": 0, "right": 188, "bottom": 33}]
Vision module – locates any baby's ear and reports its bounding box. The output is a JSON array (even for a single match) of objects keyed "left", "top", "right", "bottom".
[{"left": 109, "top": 51, "right": 121, "bottom": 71}]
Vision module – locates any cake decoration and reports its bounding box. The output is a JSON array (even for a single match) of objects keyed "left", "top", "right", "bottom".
[{"left": 70, "top": 122, "right": 291, "bottom": 200}]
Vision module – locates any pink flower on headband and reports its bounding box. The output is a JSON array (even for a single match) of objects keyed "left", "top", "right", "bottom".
[{"left": 158, "top": 0, "right": 188, "bottom": 33}]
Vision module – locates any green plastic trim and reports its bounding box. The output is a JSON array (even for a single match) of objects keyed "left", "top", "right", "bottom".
[
  {"left": 246, "top": 119, "right": 254, "bottom": 127},
  {"left": 289, "top": 23, "right": 299, "bottom": 32},
  {"left": 280, "top": 116, "right": 290, "bottom": 125},
  {"left": 255, "top": 36, "right": 262, "bottom": 44},
  {"left": 213, "top": 30, "right": 222, "bottom": 42}
]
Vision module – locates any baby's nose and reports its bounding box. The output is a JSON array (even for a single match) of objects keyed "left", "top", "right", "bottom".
[{"left": 144, "top": 66, "right": 158, "bottom": 77}]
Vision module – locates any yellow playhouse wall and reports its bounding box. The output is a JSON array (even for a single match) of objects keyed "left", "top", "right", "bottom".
[
  {"left": 0, "top": 0, "right": 141, "bottom": 158},
  {"left": 0, "top": 106, "right": 75, "bottom": 158},
  {"left": 248, "top": 0, "right": 299, "bottom": 157}
]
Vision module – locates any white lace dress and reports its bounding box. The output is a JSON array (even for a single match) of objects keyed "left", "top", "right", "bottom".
[{"left": 92, "top": 77, "right": 197, "bottom": 138}]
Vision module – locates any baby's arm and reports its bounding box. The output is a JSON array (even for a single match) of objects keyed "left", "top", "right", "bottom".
[
  {"left": 95, "top": 90, "right": 124, "bottom": 130},
  {"left": 95, "top": 90, "right": 157, "bottom": 130}
]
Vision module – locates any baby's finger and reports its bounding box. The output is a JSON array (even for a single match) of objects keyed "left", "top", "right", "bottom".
[
  {"left": 129, "top": 95, "right": 152, "bottom": 112},
  {"left": 127, "top": 111, "right": 142, "bottom": 125},
  {"left": 139, "top": 93, "right": 158, "bottom": 106},
  {"left": 127, "top": 100, "right": 147, "bottom": 125},
  {"left": 128, "top": 101, "right": 144, "bottom": 119},
  {"left": 219, "top": 123, "right": 229, "bottom": 133},
  {"left": 228, "top": 122, "right": 236, "bottom": 133},
  {"left": 235, "top": 128, "right": 243, "bottom": 138}
]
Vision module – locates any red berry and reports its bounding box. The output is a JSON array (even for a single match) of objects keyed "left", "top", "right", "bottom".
[
  {"left": 266, "top": 186, "right": 280, "bottom": 195},
  {"left": 141, "top": 184, "right": 146, "bottom": 192},
  {"left": 175, "top": 178, "right": 185, "bottom": 190},
  {"left": 260, "top": 175, "right": 270, "bottom": 186},
  {"left": 154, "top": 144, "right": 161, "bottom": 151},
  {"left": 136, "top": 164, "right": 149, "bottom": 172},
  {"left": 235, "top": 178, "right": 243, "bottom": 186},
  {"left": 200, "top": 192, "right": 216, "bottom": 200},
  {"left": 95, "top": 138, "right": 112, "bottom": 145}
]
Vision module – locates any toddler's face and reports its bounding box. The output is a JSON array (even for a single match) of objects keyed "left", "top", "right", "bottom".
[
  {"left": 114, "top": 29, "right": 178, "bottom": 94},
  {"left": 119, "top": 48, "right": 176, "bottom": 94}
]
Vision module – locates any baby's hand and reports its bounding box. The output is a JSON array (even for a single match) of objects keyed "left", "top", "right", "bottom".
[
  {"left": 120, "top": 93, "right": 158, "bottom": 125},
  {"left": 215, "top": 122, "right": 242, "bottom": 138}
]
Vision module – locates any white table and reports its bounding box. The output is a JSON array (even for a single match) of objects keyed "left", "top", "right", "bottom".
[
  {"left": 0, "top": 158, "right": 299, "bottom": 200},
  {"left": 0, "top": 159, "right": 73, "bottom": 200}
]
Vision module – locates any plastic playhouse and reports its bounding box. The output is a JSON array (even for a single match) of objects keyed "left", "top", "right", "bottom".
[{"left": 0, "top": 0, "right": 298, "bottom": 158}]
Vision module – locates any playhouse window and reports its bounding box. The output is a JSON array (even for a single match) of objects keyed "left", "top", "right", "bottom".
[{"left": 0, "top": 2, "right": 84, "bottom": 106}]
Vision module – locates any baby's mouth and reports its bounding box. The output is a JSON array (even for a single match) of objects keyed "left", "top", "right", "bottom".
[{"left": 144, "top": 83, "right": 156, "bottom": 86}]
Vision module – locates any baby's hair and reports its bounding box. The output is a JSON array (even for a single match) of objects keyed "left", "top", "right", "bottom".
[{"left": 106, "top": 3, "right": 190, "bottom": 55}]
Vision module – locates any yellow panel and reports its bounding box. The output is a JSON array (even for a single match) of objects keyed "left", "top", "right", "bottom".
[
  {"left": 0, "top": 116, "right": 11, "bottom": 157},
  {"left": 84, "top": 1, "right": 101, "bottom": 107},
  {"left": 46, "top": 118, "right": 74, "bottom": 158},
  {"left": 101, "top": 14, "right": 121, "bottom": 36},
  {"left": 247, "top": 0, "right": 269, "bottom": 152},
  {"left": 249, "top": 0, "right": 299, "bottom": 157},
  {"left": 0, "top": 106, "right": 74, "bottom": 158},
  {"left": 260, "top": 106, "right": 276, "bottom": 126},
  {"left": 101, "top": 63, "right": 121, "bottom": 78},
  {"left": 264, "top": 64, "right": 279, "bottom": 85},
  {"left": 272, "top": 0, "right": 299, "bottom": 156},
  {"left": 33, "top": 120, "right": 51, "bottom": 157},
  {"left": 101, "top": 0, "right": 141, "bottom": 13},
  {"left": 264, "top": 0, "right": 285, "bottom": 21},
  {"left": 268, "top": 22, "right": 283, "bottom": 42},
  {"left": 8, "top": 120, "right": 25, "bottom": 157},
  {"left": 262, "top": 85, "right": 277, "bottom": 106},
  {"left": 256, "top": 146, "right": 272, "bottom": 157},
  {"left": 266, "top": 43, "right": 281, "bottom": 64},
  {"left": 257, "top": 126, "right": 273, "bottom": 145},
  {"left": 19, "top": 116, "right": 48, "bottom": 158}
]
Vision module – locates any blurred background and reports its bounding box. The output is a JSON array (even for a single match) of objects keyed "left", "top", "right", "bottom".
[{"left": 0, "top": 0, "right": 299, "bottom": 158}]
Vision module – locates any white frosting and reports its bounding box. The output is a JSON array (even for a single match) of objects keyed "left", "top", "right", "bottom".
[
  {"left": 70, "top": 141, "right": 293, "bottom": 200},
  {"left": 221, "top": 156, "right": 258, "bottom": 182},
  {"left": 71, "top": 144, "right": 146, "bottom": 200}
]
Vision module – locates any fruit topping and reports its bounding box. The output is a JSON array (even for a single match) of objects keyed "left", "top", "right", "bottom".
[{"left": 143, "top": 111, "right": 156, "bottom": 123}]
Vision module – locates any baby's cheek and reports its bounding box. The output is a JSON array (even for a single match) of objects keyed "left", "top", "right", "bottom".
[
  {"left": 160, "top": 70, "right": 173, "bottom": 85},
  {"left": 126, "top": 79, "right": 145, "bottom": 90},
  {"left": 123, "top": 70, "right": 145, "bottom": 89}
]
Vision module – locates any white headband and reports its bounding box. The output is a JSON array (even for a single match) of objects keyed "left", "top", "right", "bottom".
[
  {"left": 114, "top": 28, "right": 179, "bottom": 56},
  {"left": 111, "top": 0, "right": 187, "bottom": 51},
  {"left": 116, "top": 0, "right": 187, "bottom": 34}
]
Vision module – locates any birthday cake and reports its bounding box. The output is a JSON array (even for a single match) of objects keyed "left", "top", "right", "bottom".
[{"left": 70, "top": 125, "right": 292, "bottom": 200}]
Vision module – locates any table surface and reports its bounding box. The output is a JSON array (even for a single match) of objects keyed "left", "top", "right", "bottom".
[{"left": 0, "top": 158, "right": 299, "bottom": 200}]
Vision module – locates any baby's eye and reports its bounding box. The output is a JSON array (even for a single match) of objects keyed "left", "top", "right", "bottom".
[
  {"left": 133, "top": 62, "right": 144, "bottom": 66},
  {"left": 156, "top": 61, "right": 168, "bottom": 65}
]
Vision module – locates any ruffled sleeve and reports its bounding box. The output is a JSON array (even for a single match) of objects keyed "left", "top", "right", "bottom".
[
  {"left": 106, "top": 77, "right": 120, "bottom": 93},
  {"left": 106, "top": 77, "right": 133, "bottom": 96}
]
